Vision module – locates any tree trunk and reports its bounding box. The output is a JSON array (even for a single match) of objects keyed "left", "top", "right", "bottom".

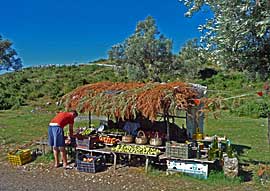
[{"left": 268, "top": 113, "right": 270, "bottom": 149}]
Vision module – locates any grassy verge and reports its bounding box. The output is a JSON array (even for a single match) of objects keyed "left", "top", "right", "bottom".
[{"left": 204, "top": 112, "right": 270, "bottom": 163}]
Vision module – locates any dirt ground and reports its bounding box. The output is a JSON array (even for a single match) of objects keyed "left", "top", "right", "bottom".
[{"left": 0, "top": 158, "right": 267, "bottom": 191}]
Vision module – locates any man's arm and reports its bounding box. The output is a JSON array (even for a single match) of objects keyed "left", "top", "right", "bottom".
[{"left": 69, "top": 123, "right": 74, "bottom": 138}]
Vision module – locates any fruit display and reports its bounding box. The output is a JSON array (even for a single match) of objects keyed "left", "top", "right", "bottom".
[
  {"left": 99, "top": 136, "right": 119, "bottom": 145},
  {"left": 111, "top": 144, "right": 161, "bottom": 155}
]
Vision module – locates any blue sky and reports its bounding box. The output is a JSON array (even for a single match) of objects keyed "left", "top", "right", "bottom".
[{"left": 0, "top": 0, "right": 211, "bottom": 67}]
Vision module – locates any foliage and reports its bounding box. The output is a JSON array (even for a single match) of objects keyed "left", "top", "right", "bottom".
[
  {"left": 108, "top": 16, "right": 173, "bottom": 82},
  {"left": 0, "top": 35, "right": 22, "bottom": 71},
  {"left": 172, "top": 39, "right": 211, "bottom": 80},
  {"left": 197, "top": 72, "right": 253, "bottom": 92},
  {"left": 195, "top": 72, "right": 270, "bottom": 118},
  {"left": 179, "top": 0, "right": 270, "bottom": 80},
  {"left": 34, "top": 151, "right": 54, "bottom": 164},
  {"left": 206, "top": 170, "right": 243, "bottom": 185},
  {"left": 230, "top": 97, "right": 270, "bottom": 118},
  {"left": 0, "top": 64, "right": 117, "bottom": 110}
]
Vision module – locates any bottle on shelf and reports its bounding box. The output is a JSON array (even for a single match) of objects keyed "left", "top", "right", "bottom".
[
  {"left": 225, "top": 139, "right": 233, "bottom": 158},
  {"left": 208, "top": 144, "right": 214, "bottom": 161}
]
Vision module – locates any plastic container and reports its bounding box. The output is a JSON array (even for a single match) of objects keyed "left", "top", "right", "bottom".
[
  {"left": 8, "top": 149, "right": 32, "bottom": 165},
  {"left": 76, "top": 154, "right": 104, "bottom": 173}
]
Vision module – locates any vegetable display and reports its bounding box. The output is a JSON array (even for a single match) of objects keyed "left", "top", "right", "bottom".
[{"left": 99, "top": 136, "right": 119, "bottom": 145}]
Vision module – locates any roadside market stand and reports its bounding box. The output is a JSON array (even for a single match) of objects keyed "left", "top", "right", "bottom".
[{"left": 62, "top": 81, "right": 219, "bottom": 177}]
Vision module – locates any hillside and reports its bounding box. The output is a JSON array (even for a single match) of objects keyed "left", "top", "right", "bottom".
[
  {"left": 0, "top": 63, "right": 269, "bottom": 118},
  {"left": 0, "top": 64, "right": 117, "bottom": 110}
]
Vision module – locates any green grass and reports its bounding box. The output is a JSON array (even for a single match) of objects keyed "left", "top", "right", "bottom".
[
  {"left": 0, "top": 107, "right": 53, "bottom": 146},
  {"left": 204, "top": 112, "right": 270, "bottom": 163},
  {"left": 148, "top": 168, "right": 245, "bottom": 190},
  {"left": 34, "top": 151, "right": 54, "bottom": 164}
]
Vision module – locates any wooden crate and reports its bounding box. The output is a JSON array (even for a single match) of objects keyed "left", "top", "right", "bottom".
[
  {"left": 76, "top": 136, "right": 99, "bottom": 149},
  {"left": 166, "top": 142, "right": 194, "bottom": 159}
]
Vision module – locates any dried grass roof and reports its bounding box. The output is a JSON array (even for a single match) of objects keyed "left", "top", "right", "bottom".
[{"left": 62, "top": 81, "right": 203, "bottom": 121}]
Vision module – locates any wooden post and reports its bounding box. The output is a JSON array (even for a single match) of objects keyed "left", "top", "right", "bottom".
[
  {"left": 88, "top": 111, "right": 91, "bottom": 128},
  {"left": 145, "top": 157, "right": 149, "bottom": 173},
  {"left": 112, "top": 152, "right": 117, "bottom": 172},
  {"left": 165, "top": 114, "right": 170, "bottom": 141},
  {"left": 268, "top": 113, "right": 270, "bottom": 149}
]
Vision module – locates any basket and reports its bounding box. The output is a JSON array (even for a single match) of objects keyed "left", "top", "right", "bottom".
[
  {"left": 76, "top": 136, "right": 99, "bottom": 149},
  {"left": 8, "top": 149, "right": 32, "bottom": 165},
  {"left": 135, "top": 130, "right": 148, "bottom": 145},
  {"left": 149, "top": 132, "right": 162, "bottom": 146},
  {"left": 166, "top": 142, "right": 194, "bottom": 159},
  {"left": 121, "top": 135, "right": 134, "bottom": 143},
  {"left": 76, "top": 154, "right": 104, "bottom": 173}
]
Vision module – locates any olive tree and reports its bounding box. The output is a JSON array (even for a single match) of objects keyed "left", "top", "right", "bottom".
[
  {"left": 108, "top": 16, "right": 173, "bottom": 82},
  {"left": 0, "top": 35, "right": 22, "bottom": 71},
  {"left": 179, "top": 0, "right": 270, "bottom": 80}
]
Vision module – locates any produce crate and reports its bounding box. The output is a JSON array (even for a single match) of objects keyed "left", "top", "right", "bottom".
[
  {"left": 8, "top": 149, "right": 32, "bottom": 165},
  {"left": 76, "top": 154, "right": 104, "bottom": 173},
  {"left": 166, "top": 142, "right": 194, "bottom": 159},
  {"left": 76, "top": 136, "right": 99, "bottom": 149}
]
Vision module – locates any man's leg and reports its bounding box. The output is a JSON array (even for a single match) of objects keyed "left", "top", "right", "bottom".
[
  {"left": 53, "top": 147, "right": 60, "bottom": 167},
  {"left": 59, "top": 147, "right": 68, "bottom": 167}
]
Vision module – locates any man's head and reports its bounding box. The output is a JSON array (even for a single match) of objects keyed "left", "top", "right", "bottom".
[{"left": 71, "top": 110, "right": 78, "bottom": 118}]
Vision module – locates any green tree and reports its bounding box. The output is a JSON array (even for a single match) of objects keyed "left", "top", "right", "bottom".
[
  {"left": 108, "top": 16, "right": 173, "bottom": 81},
  {"left": 179, "top": 0, "right": 270, "bottom": 80},
  {"left": 108, "top": 43, "right": 127, "bottom": 77},
  {"left": 172, "top": 39, "right": 210, "bottom": 80},
  {"left": 0, "top": 35, "right": 22, "bottom": 71}
]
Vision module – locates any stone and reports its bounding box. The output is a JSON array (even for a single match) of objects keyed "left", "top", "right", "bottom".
[{"left": 223, "top": 156, "right": 238, "bottom": 177}]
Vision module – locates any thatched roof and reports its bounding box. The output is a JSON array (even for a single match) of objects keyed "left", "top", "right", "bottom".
[{"left": 62, "top": 81, "right": 205, "bottom": 121}]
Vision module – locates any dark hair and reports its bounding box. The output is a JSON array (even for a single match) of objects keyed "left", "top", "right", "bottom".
[{"left": 71, "top": 110, "right": 78, "bottom": 117}]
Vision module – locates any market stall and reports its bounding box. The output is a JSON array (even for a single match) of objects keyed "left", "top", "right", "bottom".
[{"left": 61, "top": 81, "right": 228, "bottom": 177}]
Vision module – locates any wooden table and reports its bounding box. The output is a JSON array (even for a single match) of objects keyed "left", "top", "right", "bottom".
[
  {"left": 159, "top": 153, "right": 216, "bottom": 164},
  {"left": 112, "top": 150, "right": 161, "bottom": 173}
]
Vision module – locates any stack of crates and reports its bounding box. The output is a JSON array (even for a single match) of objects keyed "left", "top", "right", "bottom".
[{"left": 8, "top": 149, "right": 32, "bottom": 165}]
